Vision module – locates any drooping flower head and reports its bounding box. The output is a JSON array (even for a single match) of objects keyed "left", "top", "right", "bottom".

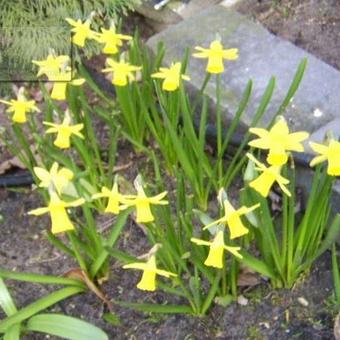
[
  {"left": 249, "top": 116, "right": 309, "bottom": 166},
  {"left": 92, "top": 181, "right": 124, "bottom": 214},
  {"left": 65, "top": 18, "right": 97, "bottom": 47},
  {"left": 95, "top": 26, "right": 132, "bottom": 54},
  {"left": 43, "top": 113, "right": 84, "bottom": 149},
  {"left": 102, "top": 58, "right": 141, "bottom": 86},
  {"left": 203, "top": 198, "right": 259, "bottom": 239},
  {"left": 151, "top": 62, "right": 190, "bottom": 91},
  {"left": 246, "top": 153, "right": 291, "bottom": 197},
  {"left": 310, "top": 139, "right": 340, "bottom": 176},
  {"left": 34, "top": 162, "right": 74, "bottom": 195},
  {"left": 32, "top": 54, "right": 70, "bottom": 79},
  {"left": 123, "top": 254, "right": 177, "bottom": 291},
  {"left": 0, "top": 90, "right": 40, "bottom": 124},
  {"left": 193, "top": 40, "right": 238, "bottom": 74},
  {"left": 121, "top": 177, "right": 168, "bottom": 223},
  {"left": 32, "top": 54, "right": 85, "bottom": 100},
  {"left": 28, "top": 192, "right": 84, "bottom": 234},
  {"left": 49, "top": 68, "right": 85, "bottom": 101},
  {"left": 191, "top": 230, "right": 242, "bottom": 269}
]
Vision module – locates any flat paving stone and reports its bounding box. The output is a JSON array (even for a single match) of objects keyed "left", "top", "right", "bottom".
[
  {"left": 147, "top": 5, "right": 340, "bottom": 139},
  {"left": 147, "top": 5, "right": 340, "bottom": 213}
]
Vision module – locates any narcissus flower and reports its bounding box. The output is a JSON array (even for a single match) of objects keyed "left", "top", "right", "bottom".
[
  {"left": 310, "top": 139, "right": 340, "bottom": 176},
  {"left": 102, "top": 59, "right": 141, "bottom": 86},
  {"left": 28, "top": 192, "right": 84, "bottom": 234},
  {"left": 121, "top": 181, "right": 168, "bottom": 223},
  {"left": 249, "top": 117, "right": 309, "bottom": 165},
  {"left": 92, "top": 182, "right": 124, "bottom": 214},
  {"left": 0, "top": 93, "right": 40, "bottom": 124},
  {"left": 49, "top": 70, "right": 85, "bottom": 101},
  {"left": 43, "top": 114, "right": 84, "bottom": 149},
  {"left": 65, "top": 18, "right": 97, "bottom": 47},
  {"left": 151, "top": 62, "right": 190, "bottom": 91},
  {"left": 191, "top": 230, "right": 242, "bottom": 268},
  {"left": 95, "top": 27, "right": 132, "bottom": 54},
  {"left": 192, "top": 40, "right": 238, "bottom": 74},
  {"left": 34, "top": 162, "right": 74, "bottom": 195},
  {"left": 32, "top": 54, "right": 70, "bottom": 79},
  {"left": 203, "top": 199, "right": 260, "bottom": 239},
  {"left": 246, "top": 153, "right": 291, "bottom": 197},
  {"left": 123, "top": 254, "right": 177, "bottom": 291}
]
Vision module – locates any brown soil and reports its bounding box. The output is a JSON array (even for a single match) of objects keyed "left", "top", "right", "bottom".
[{"left": 235, "top": 0, "right": 340, "bottom": 70}]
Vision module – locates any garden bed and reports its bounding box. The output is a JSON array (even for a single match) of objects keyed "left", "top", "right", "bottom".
[{"left": 0, "top": 1, "right": 340, "bottom": 339}]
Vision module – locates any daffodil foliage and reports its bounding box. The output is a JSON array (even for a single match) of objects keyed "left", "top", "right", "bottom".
[{"left": 1, "top": 17, "right": 339, "bottom": 321}]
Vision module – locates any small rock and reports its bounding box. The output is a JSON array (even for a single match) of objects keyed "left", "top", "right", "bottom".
[
  {"left": 237, "top": 295, "right": 248, "bottom": 306},
  {"left": 297, "top": 297, "right": 309, "bottom": 307}
]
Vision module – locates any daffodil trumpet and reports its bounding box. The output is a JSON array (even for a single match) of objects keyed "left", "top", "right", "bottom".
[
  {"left": 28, "top": 192, "right": 84, "bottom": 234},
  {"left": 123, "top": 254, "right": 177, "bottom": 291},
  {"left": 191, "top": 231, "right": 242, "bottom": 269},
  {"left": 203, "top": 199, "right": 260, "bottom": 239},
  {"left": 249, "top": 116, "right": 309, "bottom": 166}
]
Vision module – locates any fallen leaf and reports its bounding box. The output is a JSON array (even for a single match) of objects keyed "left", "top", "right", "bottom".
[
  {"left": 334, "top": 313, "right": 340, "bottom": 340},
  {"left": 238, "top": 267, "right": 261, "bottom": 287},
  {"left": 0, "top": 156, "right": 26, "bottom": 174}
]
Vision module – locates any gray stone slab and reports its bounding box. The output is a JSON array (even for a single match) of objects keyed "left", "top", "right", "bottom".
[
  {"left": 147, "top": 5, "right": 340, "bottom": 214},
  {"left": 147, "top": 5, "right": 340, "bottom": 138}
]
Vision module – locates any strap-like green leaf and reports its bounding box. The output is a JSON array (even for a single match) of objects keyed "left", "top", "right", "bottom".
[
  {"left": 3, "top": 324, "right": 21, "bottom": 340},
  {"left": 0, "top": 278, "right": 17, "bottom": 317},
  {"left": 0, "top": 287, "right": 84, "bottom": 332},
  {"left": 114, "top": 301, "right": 192, "bottom": 314},
  {"left": 0, "top": 270, "right": 84, "bottom": 288},
  {"left": 26, "top": 314, "right": 108, "bottom": 340}
]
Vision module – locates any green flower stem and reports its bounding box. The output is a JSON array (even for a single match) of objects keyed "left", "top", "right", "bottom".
[
  {"left": 192, "top": 73, "right": 211, "bottom": 112},
  {"left": 221, "top": 256, "right": 227, "bottom": 296},
  {"left": 79, "top": 90, "right": 105, "bottom": 181},
  {"left": 216, "top": 74, "right": 223, "bottom": 184},
  {"left": 230, "top": 257, "right": 238, "bottom": 297},
  {"left": 107, "top": 123, "right": 119, "bottom": 186},
  {"left": 67, "top": 232, "right": 88, "bottom": 272},
  {"left": 286, "top": 163, "right": 296, "bottom": 287}
]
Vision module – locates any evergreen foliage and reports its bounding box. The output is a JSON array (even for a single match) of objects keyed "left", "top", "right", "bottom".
[{"left": 0, "top": 0, "right": 139, "bottom": 72}]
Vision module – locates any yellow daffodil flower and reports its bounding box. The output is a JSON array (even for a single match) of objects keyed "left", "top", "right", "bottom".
[
  {"left": 49, "top": 69, "right": 85, "bottom": 101},
  {"left": 192, "top": 40, "right": 238, "bottom": 74},
  {"left": 92, "top": 182, "right": 124, "bottom": 214},
  {"left": 28, "top": 192, "right": 85, "bottom": 234},
  {"left": 249, "top": 117, "right": 309, "bottom": 166},
  {"left": 121, "top": 181, "right": 168, "bottom": 223},
  {"left": 34, "top": 162, "right": 74, "bottom": 195},
  {"left": 191, "top": 230, "right": 242, "bottom": 269},
  {"left": 102, "top": 58, "right": 141, "bottom": 86},
  {"left": 203, "top": 199, "right": 260, "bottom": 239},
  {"left": 310, "top": 139, "right": 340, "bottom": 176},
  {"left": 0, "top": 93, "right": 40, "bottom": 124},
  {"left": 151, "top": 62, "right": 190, "bottom": 91},
  {"left": 95, "top": 27, "right": 132, "bottom": 54},
  {"left": 246, "top": 153, "right": 291, "bottom": 197},
  {"left": 123, "top": 254, "right": 177, "bottom": 291},
  {"left": 65, "top": 18, "right": 97, "bottom": 47},
  {"left": 32, "top": 54, "right": 70, "bottom": 79},
  {"left": 43, "top": 114, "right": 84, "bottom": 149}
]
